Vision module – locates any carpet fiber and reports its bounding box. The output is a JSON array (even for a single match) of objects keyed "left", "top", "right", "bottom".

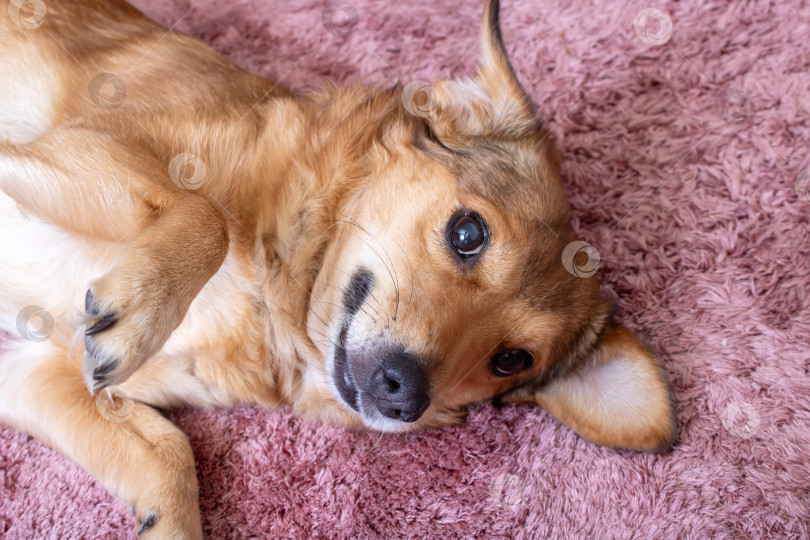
[{"left": 2, "top": 0, "right": 809, "bottom": 537}]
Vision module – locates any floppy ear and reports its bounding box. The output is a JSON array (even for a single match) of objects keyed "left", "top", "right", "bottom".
[
  {"left": 429, "top": 0, "right": 537, "bottom": 138},
  {"left": 502, "top": 320, "right": 678, "bottom": 452}
]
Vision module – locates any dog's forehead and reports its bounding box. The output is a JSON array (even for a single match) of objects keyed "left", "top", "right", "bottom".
[
  {"left": 448, "top": 135, "right": 570, "bottom": 225},
  {"left": 447, "top": 138, "right": 570, "bottom": 243}
]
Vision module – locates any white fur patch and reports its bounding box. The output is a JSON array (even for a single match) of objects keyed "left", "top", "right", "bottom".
[
  {"left": 0, "top": 43, "right": 57, "bottom": 143},
  {"left": 570, "top": 355, "right": 657, "bottom": 416},
  {"left": 0, "top": 192, "right": 112, "bottom": 335}
]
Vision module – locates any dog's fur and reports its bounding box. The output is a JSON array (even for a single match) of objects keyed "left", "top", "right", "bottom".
[{"left": 0, "top": 0, "right": 677, "bottom": 536}]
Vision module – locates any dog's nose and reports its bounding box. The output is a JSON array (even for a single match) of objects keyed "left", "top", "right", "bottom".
[{"left": 367, "top": 352, "right": 429, "bottom": 422}]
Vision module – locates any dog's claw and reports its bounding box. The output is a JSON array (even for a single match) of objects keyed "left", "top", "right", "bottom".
[
  {"left": 83, "top": 334, "right": 120, "bottom": 393},
  {"left": 85, "top": 313, "right": 117, "bottom": 335},
  {"left": 137, "top": 511, "right": 158, "bottom": 535},
  {"left": 85, "top": 287, "right": 119, "bottom": 337},
  {"left": 92, "top": 359, "right": 120, "bottom": 381}
]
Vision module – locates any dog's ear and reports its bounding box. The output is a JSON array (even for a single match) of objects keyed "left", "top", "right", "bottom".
[
  {"left": 501, "top": 320, "right": 678, "bottom": 452},
  {"left": 429, "top": 0, "right": 537, "bottom": 138}
]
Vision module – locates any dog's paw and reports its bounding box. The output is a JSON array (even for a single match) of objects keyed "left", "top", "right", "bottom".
[
  {"left": 83, "top": 289, "right": 122, "bottom": 390},
  {"left": 131, "top": 490, "right": 202, "bottom": 538},
  {"left": 132, "top": 508, "right": 198, "bottom": 539},
  {"left": 130, "top": 464, "right": 202, "bottom": 539},
  {"left": 135, "top": 509, "right": 158, "bottom": 536},
  {"left": 82, "top": 280, "right": 177, "bottom": 392}
]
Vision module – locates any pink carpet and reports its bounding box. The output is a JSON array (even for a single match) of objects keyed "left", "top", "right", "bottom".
[{"left": 2, "top": 0, "right": 809, "bottom": 537}]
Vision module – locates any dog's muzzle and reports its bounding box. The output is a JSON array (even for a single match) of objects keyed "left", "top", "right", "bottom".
[
  {"left": 334, "top": 341, "right": 430, "bottom": 423},
  {"left": 333, "top": 268, "right": 430, "bottom": 424}
]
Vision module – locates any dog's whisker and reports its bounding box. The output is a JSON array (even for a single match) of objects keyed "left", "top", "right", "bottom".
[
  {"left": 316, "top": 279, "right": 382, "bottom": 319},
  {"left": 262, "top": 294, "right": 339, "bottom": 349},
  {"left": 323, "top": 219, "right": 401, "bottom": 320},
  {"left": 323, "top": 262, "right": 386, "bottom": 314},
  {"left": 318, "top": 299, "right": 379, "bottom": 327},
  {"left": 276, "top": 268, "right": 336, "bottom": 330},
  {"left": 361, "top": 431, "right": 386, "bottom": 457},
  {"left": 386, "top": 234, "right": 415, "bottom": 307},
  {"left": 329, "top": 280, "right": 383, "bottom": 321},
  {"left": 343, "top": 226, "right": 399, "bottom": 309}
]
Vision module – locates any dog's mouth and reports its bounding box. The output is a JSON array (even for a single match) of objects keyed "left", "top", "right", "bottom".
[
  {"left": 330, "top": 269, "right": 374, "bottom": 413},
  {"left": 333, "top": 324, "right": 359, "bottom": 411}
]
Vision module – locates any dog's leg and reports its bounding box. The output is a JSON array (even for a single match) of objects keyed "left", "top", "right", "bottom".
[
  {"left": 0, "top": 132, "right": 230, "bottom": 391},
  {"left": 0, "top": 340, "right": 203, "bottom": 538}
]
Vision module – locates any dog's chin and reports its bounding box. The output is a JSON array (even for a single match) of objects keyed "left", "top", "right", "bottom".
[{"left": 329, "top": 343, "right": 422, "bottom": 433}]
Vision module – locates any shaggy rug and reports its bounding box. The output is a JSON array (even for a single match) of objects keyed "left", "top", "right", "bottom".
[{"left": 2, "top": 0, "right": 809, "bottom": 537}]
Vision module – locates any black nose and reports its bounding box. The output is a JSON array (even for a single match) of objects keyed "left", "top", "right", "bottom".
[{"left": 367, "top": 352, "right": 430, "bottom": 423}]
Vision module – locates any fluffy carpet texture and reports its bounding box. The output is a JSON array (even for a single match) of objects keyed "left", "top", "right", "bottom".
[{"left": 1, "top": 0, "right": 809, "bottom": 537}]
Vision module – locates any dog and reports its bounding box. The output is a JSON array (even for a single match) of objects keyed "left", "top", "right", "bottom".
[{"left": 0, "top": 0, "right": 677, "bottom": 536}]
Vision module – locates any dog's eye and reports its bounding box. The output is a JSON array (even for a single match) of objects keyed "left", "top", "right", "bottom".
[
  {"left": 491, "top": 349, "right": 533, "bottom": 377},
  {"left": 450, "top": 213, "right": 486, "bottom": 257}
]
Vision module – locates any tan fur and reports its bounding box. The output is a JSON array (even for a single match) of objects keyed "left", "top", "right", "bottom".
[{"left": 0, "top": 0, "right": 677, "bottom": 536}]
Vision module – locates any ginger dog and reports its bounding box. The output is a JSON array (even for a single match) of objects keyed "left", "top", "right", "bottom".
[{"left": 0, "top": 0, "right": 677, "bottom": 536}]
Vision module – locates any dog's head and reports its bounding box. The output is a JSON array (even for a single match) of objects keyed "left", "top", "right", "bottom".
[{"left": 308, "top": 0, "right": 676, "bottom": 452}]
